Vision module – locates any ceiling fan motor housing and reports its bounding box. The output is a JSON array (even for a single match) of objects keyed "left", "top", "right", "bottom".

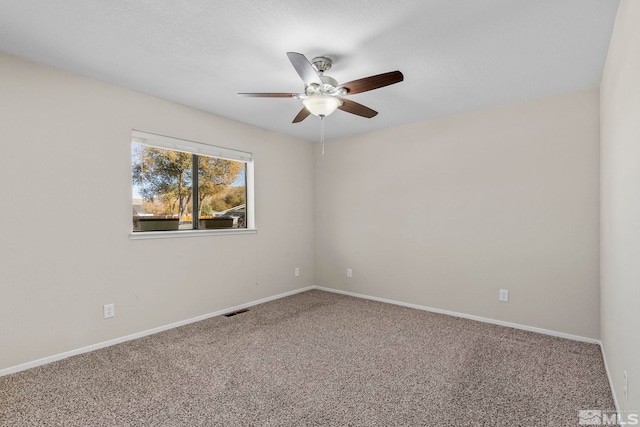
[
  {"left": 308, "top": 56, "right": 346, "bottom": 95},
  {"left": 305, "top": 75, "right": 345, "bottom": 97}
]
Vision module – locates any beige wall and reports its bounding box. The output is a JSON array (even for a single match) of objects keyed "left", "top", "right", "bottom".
[
  {"left": 315, "top": 88, "right": 600, "bottom": 339},
  {"left": 601, "top": 0, "right": 640, "bottom": 412},
  {"left": 0, "top": 53, "right": 315, "bottom": 370}
]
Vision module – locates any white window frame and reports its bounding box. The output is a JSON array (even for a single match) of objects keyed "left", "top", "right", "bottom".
[{"left": 130, "top": 130, "right": 256, "bottom": 239}]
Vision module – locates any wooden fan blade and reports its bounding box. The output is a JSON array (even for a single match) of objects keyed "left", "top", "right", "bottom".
[
  {"left": 237, "top": 93, "right": 297, "bottom": 98},
  {"left": 338, "top": 98, "right": 378, "bottom": 118},
  {"left": 292, "top": 107, "right": 311, "bottom": 123},
  {"left": 286, "top": 52, "right": 322, "bottom": 86},
  {"left": 341, "top": 71, "right": 404, "bottom": 95}
]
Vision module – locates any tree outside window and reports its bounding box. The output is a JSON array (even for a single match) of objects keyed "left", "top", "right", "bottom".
[{"left": 132, "top": 143, "right": 246, "bottom": 231}]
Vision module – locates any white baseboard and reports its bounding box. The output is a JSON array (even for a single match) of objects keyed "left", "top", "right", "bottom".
[
  {"left": 312, "top": 286, "right": 601, "bottom": 344},
  {"left": 600, "top": 343, "right": 621, "bottom": 414},
  {"left": 0, "top": 286, "right": 314, "bottom": 377},
  {"left": 1, "top": 285, "right": 604, "bottom": 377}
]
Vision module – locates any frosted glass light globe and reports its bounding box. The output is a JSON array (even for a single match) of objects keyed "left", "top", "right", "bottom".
[{"left": 303, "top": 95, "right": 341, "bottom": 117}]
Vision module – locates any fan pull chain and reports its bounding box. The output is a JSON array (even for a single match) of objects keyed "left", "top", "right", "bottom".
[{"left": 321, "top": 115, "right": 325, "bottom": 155}]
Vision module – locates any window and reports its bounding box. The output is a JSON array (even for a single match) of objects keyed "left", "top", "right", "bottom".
[{"left": 131, "top": 131, "right": 253, "bottom": 234}]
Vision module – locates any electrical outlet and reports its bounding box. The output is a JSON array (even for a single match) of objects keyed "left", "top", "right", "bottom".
[
  {"left": 624, "top": 370, "right": 628, "bottom": 401},
  {"left": 294, "top": 267, "right": 300, "bottom": 277},
  {"left": 347, "top": 268, "right": 353, "bottom": 278},
  {"left": 499, "top": 289, "right": 509, "bottom": 302},
  {"left": 103, "top": 303, "right": 115, "bottom": 319}
]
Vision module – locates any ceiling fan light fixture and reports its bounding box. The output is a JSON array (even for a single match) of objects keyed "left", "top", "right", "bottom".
[
  {"left": 239, "top": 52, "right": 403, "bottom": 123},
  {"left": 303, "top": 95, "right": 341, "bottom": 117}
]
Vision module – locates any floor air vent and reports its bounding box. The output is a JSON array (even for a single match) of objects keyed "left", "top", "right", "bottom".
[{"left": 223, "top": 308, "right": 249, "bottom": 317}]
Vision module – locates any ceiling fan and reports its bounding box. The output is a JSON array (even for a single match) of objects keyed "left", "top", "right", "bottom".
[{"left": 238, "top": 52, "right": 404, "bottom": 123}]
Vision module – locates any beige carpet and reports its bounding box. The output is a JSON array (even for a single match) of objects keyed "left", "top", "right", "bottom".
[{"left": 0, "top": 290, "right": 615, "bottom": 426}]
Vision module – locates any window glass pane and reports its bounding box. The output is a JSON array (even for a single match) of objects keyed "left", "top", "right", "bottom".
[
  {"left": 132, "top": 143, "right": 193, "bottom": 231},
  {"left": 198, "top": 156, "right": 247, "bottom": 229}
]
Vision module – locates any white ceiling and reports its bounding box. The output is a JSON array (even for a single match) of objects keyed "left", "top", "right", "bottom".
[{"left": 0, "top": 0, "right": 619, "bottom": 142}]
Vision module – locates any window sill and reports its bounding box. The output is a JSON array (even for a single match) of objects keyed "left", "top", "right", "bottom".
[{"left": 129, "top": 228, "right": 257, "bottom": 240}]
